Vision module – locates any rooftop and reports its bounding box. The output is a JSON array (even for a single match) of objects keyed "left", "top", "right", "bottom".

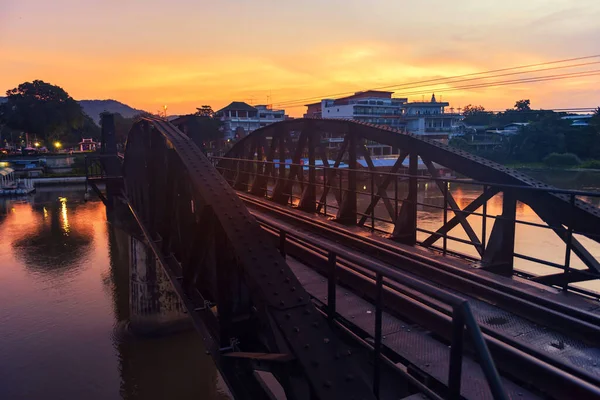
[{"left": 216, "top": 101, "right": 257, "bottom": 113}]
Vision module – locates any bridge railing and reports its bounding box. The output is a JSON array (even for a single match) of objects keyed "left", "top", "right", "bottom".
[
  {"left": 212, "top": 156, "right": 600, "bottom": 298},
  {"left": 260, "top": 211, "right": 508, "bottom": 400}
]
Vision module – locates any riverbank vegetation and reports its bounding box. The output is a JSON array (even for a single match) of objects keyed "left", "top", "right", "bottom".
[{"left": 451, "top": 101, "right": 600, "bottom": 169}]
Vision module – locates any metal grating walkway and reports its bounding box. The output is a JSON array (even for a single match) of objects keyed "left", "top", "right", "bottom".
[{"left": 287, "top": 257, "right": 539, "bottom": 400}]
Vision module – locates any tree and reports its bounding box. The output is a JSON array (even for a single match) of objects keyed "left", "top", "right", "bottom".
[
  {"left": 195, "top": 105, "right": 215, "bottom": 117},
  {"left": 511, "top": 114, "right": 568, "bottom": 162},
  {"left": 1, "top": 80, "right": 86, "bottom": 144},
  {"left": 514, "top": 99, "right": 531, "bottom": 112},
  {"left": 462, "top": 104, "right": 494, "bottom": 126}
]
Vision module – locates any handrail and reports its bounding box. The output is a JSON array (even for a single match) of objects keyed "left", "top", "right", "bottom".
[
  {"left": 212, "top": 156, "right": 600, "bottom": 298},
  {"left": 260, "top": 213, "right": 508, "bottom": 400},
  {"left": 210, "top": 156, "right": 600, "bottom": 197}
]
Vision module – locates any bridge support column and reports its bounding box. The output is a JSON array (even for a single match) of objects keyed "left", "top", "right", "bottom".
[
  {"left": 128, "top": 235, "right": 190, "bottom": 336},
  {"left": 100, "top": 113, "right": 123, "bottom": 207},
  {"left": 481, "top": 190, "right": 517, "bottom": 275},
  {"left": 391, "top": 151, "right": 418, "bottom": 244}
]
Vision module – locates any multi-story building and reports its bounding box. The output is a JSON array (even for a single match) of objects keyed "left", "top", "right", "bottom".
[
  {"left": 306, "top": 91, "right": 407, "bottom": 156},
  {"left": 315, "top": 90, "right": 407, "bottom": 129},
  {"left": 403, "top": 94, "right": 461, "bottom": 141},
  {"left": 215, "top": 102, "right": 286, "bottom": 139},
  {"left": 305, "top": 91, "right": 460, "bottom": 155},
  {"left": 255, "top": 105, "right": 286, "bottom": 127}
]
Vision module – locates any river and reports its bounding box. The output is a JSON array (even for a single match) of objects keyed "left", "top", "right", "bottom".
[
  {"left": 0, "top": 185, "right": 230, "bottom": 400},
  {"left": 1, "top": 170, "right": 599, "bottom": 399}
]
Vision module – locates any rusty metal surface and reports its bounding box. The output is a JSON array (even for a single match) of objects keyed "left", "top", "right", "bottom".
[
  {"left": 287, "top": 255, "right": 539, "bottom": 400},
  {"left": 122, "top": 118, "right": 375, "bottom": 400},
  {"left": 220, "top": 117, "right": 600, "bottom": 240},
  {"left": 255, "top": 201, "right": 600, "bottom": 398}
]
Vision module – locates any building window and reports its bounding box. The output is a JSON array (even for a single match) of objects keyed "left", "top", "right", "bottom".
[
  {"left": 337, "top": 108, "right": 339, "bottom": 112},
  {"left": 259, "top": 113, "right": 266, "bottom": 118}
]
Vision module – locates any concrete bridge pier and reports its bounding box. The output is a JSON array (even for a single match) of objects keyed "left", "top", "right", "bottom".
[{"left": 128, "top": 234, "right": 191, "bottom": 336}]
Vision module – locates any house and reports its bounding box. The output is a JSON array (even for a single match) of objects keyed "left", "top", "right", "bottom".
[
  {"left": 561, "top": 115, "right": 593, "bottom": 127},
  {"left": 485, "top": 122, "right": 528, "bottom": 136},
  {"left": 215, "top": 102, "right": 287, "bottom": 139},
  {"left": 79, "top": 138, "right": 99, "bottom": 152},
  {"left": 402, "top": 94, "right": 461, "bottom": 140}
]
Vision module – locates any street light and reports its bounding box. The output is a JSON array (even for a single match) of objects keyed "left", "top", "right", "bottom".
[
  {"left": 54, "top": 141, "right": 62, "bottom": 150},
  {"left": 34, "top": 142, "right": 40, "bottom": 148}
]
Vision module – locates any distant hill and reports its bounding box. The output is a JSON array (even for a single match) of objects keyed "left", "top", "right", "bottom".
[
  {"left": 0, "top": 97, "right": 146, "bottom": 125},
  {"left": 78, "top": 99, "right": 147, "bottom": 124}
]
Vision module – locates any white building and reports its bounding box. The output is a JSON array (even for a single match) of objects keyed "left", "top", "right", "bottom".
[
  {"left": 308, "top": 91, "right": 460, "bottom": 155},
  {"left": 403, "top": 94, "right": 461, "bottom": 140},
  {"left": 316, "top": 90, "right": 407, "bottom": 129},
  {"left": 216, "top": 102, "right": 286, "bottom": 139},
  {"left": 255, "top": 105, "right": 286, "bottom": 127}
]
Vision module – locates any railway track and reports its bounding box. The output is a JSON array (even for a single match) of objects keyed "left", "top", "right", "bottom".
[{"left": 238, "top": 191, "right": 600, "bottom": 399}]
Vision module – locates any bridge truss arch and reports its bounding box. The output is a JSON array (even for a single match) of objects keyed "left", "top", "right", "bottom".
[
  {"left": 122, "top": 118, "right": 376, "bottom": 400},
  {"left": 218, "top": 118, "right": 600, "bottom": 288}
]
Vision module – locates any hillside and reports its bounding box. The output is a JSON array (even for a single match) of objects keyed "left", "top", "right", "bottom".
[
  {"left": 78, "top": 99, "right": 146, "bottom": 124},
  {"left": 0, "top": 97, "right": 146, "bottom": 125}
]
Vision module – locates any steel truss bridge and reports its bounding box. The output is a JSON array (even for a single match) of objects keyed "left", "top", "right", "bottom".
[{"left": 87, "top": 115, "right": 600, "bottom": 400}]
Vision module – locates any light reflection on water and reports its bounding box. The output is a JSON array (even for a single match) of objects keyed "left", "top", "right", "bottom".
[{"left": 0, "top": 185, "right": 229, "bottom": 400}]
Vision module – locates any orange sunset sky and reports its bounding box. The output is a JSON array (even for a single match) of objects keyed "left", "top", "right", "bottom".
[{"left": 1, "top": 0, "right": 599, "bottom": 117}]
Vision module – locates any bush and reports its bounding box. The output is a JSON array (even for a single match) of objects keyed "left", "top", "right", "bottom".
[
  {"left": 580, "top": 160, "right": 600, "bottom": 169},
  {"left": 542, "top": 153, "right": 581, "bottom": 167}
]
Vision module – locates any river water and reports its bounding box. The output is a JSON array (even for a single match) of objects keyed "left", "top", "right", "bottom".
[
  {"left": 0, "top": 185, "right": 230, "bottom": 400},
  {"left": 1, "top": 171, "right": 599, "bottom": 399}
]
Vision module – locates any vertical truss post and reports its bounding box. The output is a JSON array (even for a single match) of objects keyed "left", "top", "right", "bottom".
[
  {"left": 391, "top": 151, "right": 418, "bottom": 244},
  {"left": 336, "top": 130, "right": 357, "bottom": 224},
  {"left": 482, "top": 189, "right": 517, "bottom": 275},
  {"left": 298, "top": 129, "right": 317, "bottom": 212},
  {"left": 271, "top": 128, "right": 288, "bottom": 203},
  {"left": 234, "top": 141, "right": 254, "bottom": 191},
  {"left": 251, "top": 137, "right": 272, "bottom": 197}
]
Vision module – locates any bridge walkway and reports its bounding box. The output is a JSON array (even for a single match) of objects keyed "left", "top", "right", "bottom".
[
  {"left": 242, "top": 192, "right": 600, "bottom": 399},
  {"left": 287, "top": 256, "right": 539, "bottom": 400}
]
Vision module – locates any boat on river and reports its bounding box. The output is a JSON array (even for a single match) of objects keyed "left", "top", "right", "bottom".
[{"left": 0, "top": 168, "right": 35, "bottom": 196}]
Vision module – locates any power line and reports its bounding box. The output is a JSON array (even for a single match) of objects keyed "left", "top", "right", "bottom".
[
  {"left": 391, "top": 70, "right": 600, "bottom": 98},
  {"left": 272, "top": 54, "right": 600, "bottom": 108},
  {"left": 278, "top": 70, "right": 600, "bottom": 109}
]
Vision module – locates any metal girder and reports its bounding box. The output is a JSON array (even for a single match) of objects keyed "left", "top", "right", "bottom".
[
  {"left": 218, "top": 118, "right": 600, "bottom": 247},
  {"left": 421, "top": 156, "right": 484, "bottom": 256},
  {"left": 481, "top": 190, "right": 517, "bottom": 275},
  {"left": 316, "top": 135, "right": 348, "bottom": 213},
  {"left": 123, "top": 118, "right": 375, "bottom": 400},
  {"left": 356, "top": 146, "right": 402, "bottom": 226},
  {"left": 391, "top": 151, "right": 418, "bottom": 244},
  {"left": 422, "top": 186, "right": 500, "bottom": 248},
  {"left": 336, "top": 129, "right": 358, "bottom": 224}
]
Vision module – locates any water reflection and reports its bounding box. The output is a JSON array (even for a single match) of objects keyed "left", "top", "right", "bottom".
[
  {"left": 11, "top": 195, "right": 93, "bottom": 274},
  {"left": 0, "top": 186, "right": 229, "bottom": 400}
]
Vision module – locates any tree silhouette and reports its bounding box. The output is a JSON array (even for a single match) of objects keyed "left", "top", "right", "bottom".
[
  {"left": 1, "top": 80, "right": 86, "bottom": 144},
  {"left": 514, "top": 99, "right": 531, "bottom": 112}
]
